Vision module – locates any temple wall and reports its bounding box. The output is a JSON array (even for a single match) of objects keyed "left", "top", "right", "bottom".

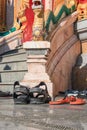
[
  {"left": 50, "top": 40, "right": 80, "bottom": 96},
  {"left": 46, "top": 12, "right": 81, "bottom": 96}
]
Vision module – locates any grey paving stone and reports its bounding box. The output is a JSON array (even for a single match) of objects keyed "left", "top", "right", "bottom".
[{"left": 0, "top": 99, "right": 86, "bottom": 130}]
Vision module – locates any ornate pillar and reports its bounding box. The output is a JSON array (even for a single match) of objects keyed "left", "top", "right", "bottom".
[{"left": 22, "top": 41, "right": 54, "bottom": 99}]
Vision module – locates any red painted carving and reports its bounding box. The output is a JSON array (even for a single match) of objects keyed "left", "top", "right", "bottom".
[
  {"left": 78, "top": 0, "right": 87, "bottom": 3},
  {"left": 22, "top": 0, "right": 34, "bottom": 42}
]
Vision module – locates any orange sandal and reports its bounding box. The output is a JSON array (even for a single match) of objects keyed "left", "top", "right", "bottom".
[
  {"left": 70, "top": 98, "right": 86, "bottom": 105},
  {"left": 49, "top": 96, "right": 76, "bottom": 105}
]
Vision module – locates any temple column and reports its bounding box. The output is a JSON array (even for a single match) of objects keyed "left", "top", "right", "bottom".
[{"left": 22, "top": 41, "right": 54, "bottom": 99}]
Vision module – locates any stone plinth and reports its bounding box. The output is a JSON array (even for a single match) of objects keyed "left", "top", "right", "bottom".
[{"left": 22, "top": 41, "right": 53, "bottom": 99}]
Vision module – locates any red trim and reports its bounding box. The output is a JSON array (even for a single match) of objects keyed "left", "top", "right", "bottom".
[{"left": 42, "top": 0, "right": 45, "bottom": 11}]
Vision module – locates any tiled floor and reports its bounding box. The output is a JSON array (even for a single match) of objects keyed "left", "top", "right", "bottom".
[{"left": 0, "top": 98, "right": 87, "bottom": 130}]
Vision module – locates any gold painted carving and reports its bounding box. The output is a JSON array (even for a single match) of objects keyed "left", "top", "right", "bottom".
[
  {"left": 14, "top": 0, "right": 29, "bottom": 30},
  {"left": 32, "top": 8, "right": 44, "bottom": 41},
  {"left": 32, "top": 0, "right": 44, "bottom": 41}
]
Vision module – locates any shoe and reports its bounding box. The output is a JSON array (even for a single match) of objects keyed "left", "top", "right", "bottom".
[
  {"left": 49, "top": 96, "right": 76, "bottom": 105},
  {"left": 70, "top": 98, "right": 86, "bottom": 105},
  {"left": 65, "top": 90, "right": 79, "bottom": 97},
  {"left": 78, "top": 90, "right": 87, "bottom": 99},
  {"left": 59, "top": 90, "right": 79, "bottom": 97}
]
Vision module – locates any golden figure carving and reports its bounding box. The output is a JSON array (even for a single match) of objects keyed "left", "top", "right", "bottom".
[
  {"left": 14, "top": 0, "right": 29, "bottom": 30},
  {"left": 32, "top": 0, "right": 44, "bottom": 41}
]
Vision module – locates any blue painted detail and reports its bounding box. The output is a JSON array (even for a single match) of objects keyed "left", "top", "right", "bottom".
[{"left": 0, "top": 27, "right": 16, "bottom": 36}]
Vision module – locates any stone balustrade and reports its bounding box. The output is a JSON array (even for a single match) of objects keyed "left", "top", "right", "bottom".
[{"left": 0, "top": 30, "right": 22, "bottom": 55}]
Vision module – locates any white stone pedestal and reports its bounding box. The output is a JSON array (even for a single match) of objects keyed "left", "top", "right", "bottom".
[{"left": 22, "top": 41, "right": 53, "bottom": 99}]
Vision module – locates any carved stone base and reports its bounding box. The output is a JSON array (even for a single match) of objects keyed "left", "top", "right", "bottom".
[{"left": 22, "top": 41, "right": 54, "bottom": 99}]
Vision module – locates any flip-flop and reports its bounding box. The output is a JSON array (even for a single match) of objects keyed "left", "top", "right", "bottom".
[
  {"left": 49, "top": 96, "right": 76, "bottom": 105},
  {"left": 49, "top": 98, "right": 68, "bottom": 105},
  {"left": 70, "top": 98, "right": 86, "bottom": 105}
]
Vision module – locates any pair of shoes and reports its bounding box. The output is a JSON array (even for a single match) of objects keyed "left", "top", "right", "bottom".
[
  {"left": 49, "top": 96, "right": 86, "bottom": 105},
  {"left": 13, "top": 81, "right": 51, "bottom": 104}
]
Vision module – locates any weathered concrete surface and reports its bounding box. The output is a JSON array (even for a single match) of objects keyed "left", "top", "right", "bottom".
[{"left": 0, "top": 98, "right": 87, "bottom": 130}]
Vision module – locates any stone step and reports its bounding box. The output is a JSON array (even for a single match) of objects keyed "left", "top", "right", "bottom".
[
  {"left": 0, "top": 47, "right": 28, "bottom": 86},
  {"left": 0, "top": 52, "right": 27, "bottom": 63},
  {"left": 0, "top": 82, "right": 15, "bottom": 93},
  {"left": 0, "top": 46, "right": 26, "bottom": 56},
  {"left": 0, "top": 70, "right": 27, "bottom": 82},
  {"left": 0, "top": 60, "right": 27, "bottom": 71},
  {"left": 0, "top": 30, "right": 22, "bottom": 55},
  {"left": 0, "top": 82, "right": 30, "bottom": 93}
]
